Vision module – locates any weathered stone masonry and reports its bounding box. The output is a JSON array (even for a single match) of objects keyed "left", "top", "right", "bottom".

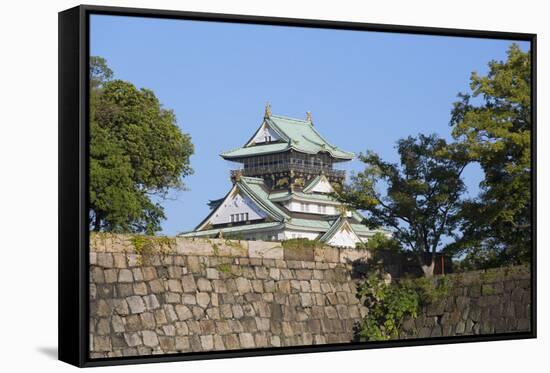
[
  {"left": 397, "top": 265, "right": 531, "bottom": 340},
  {"left": 89, "top": 235, "right": 371, "bottom": 358},
  {"left": 89, "top": 234, "right": 531, "bottom": 358}
]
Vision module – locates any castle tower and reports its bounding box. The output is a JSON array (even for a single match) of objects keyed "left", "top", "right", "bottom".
[{"left": 179, "top": 105, "right": 386, "bottom": 247}]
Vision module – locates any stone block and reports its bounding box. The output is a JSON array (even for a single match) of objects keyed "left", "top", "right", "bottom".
[
  {"left": 300, "top": 293, "right": 313, "bottom": 307},
  {"left": 197, "top": 278, "right": 212, "bottom": 292},
  {"left": 314, "top": 246, "right": 340, "bottom": 263},
  {"left": 124, "top": 332, "right": 142, "bottom": 347},
  {"left": 164, "top": 292, "right": 181, "bottom": 304},
  {"left": 143, "top": 294, "right": 160, "bottom": 310},
  {"left": 127, "top": 296, "right": 145, "bottom": 314},
  {"left": 175, "top": 336, "right": 190, "bottom": 351},
  {"left": 176, "top": 238, "right": 214, "bottom": 256},
  {"left": 249, "top": 241, "right": 284, "bottom": 259},
  {"left": 186, "top": 256, "right": 202, "bottom": 273},
  {"left": 296, "top": 269, "right": 313, "bottom": 280},
  {"left": 133, "top": 282, "right": 148, "bottom": 296},
  {"left": 141, "top": 330, "right": 159, "bottom": 347},
  {"left": 214, "top": 334, "right": 225, "bottom": 350},
  {"left": 284, "top": 246, "right": 314, "bottom": 262},
  {"left": 270, "top": 335, "right": 281, "bottom": 347},
  {"left": 243, "top": 304, "right": 256, "bottom": 317},
  {"left": 196, "top": 292, "right": 211, "bottom": 308},
  {"left": 97, "top": 253, "right": 114, "bottom": 268},
  {"left": 117, "top": 269, "right": 133, "bottom": 283},
  {"left": 124, "top": 315, "right": 142, "bottom": 332},
  {"left": 92, "top": 300, "right": 110, "bottom": 318},
  {"left": 200, "top": 335, "right": 214, "bottom": 350},
  {"left": 181, "top": 275, "right": 197, "bottom": 292},
  {"left": 254, "top": 266, "right": 269, "bottom": 279},
  {"left": 310, "top": 280, "right": 321, "bottom": 293},
  {"left": 269, "top": 268, "right": 281, "bottom": 280},
  {"left": 239, "top": 333, "right": 256, "bottom": 348},
  {"left": 251, "top": 279, "right": 264, "bottom": 293},
  {"left": 112, "top": 299, "right": 129, "bottom": 316},
  {"left": 206, "top": 307, "right": 220, "bottom": 320},
  {"left": 167, "top": 279, "right": 183, "bottom": 293},
  {"left": 235, "top": 277, "right": 252, "bottom": 294},
  {"left": 117, "top": 283, "right": 134, "bottom": 297},
  {"left": 224, "top": 334, "right": 240, "bottom": 350},
  {"left": 113, "top": 253, "right": 127, "bottom": 268},
  {"left": 206, "top": 268, "right": 220, "bottom": 280},
  {"left": 336, "top": 304, "right": 350, "bottom": 319},
  {"left": 104, "top": 269, "right": 118, "bottom": 284},
  {"left": 280, "top": 269, "right": 293, "bottom": 279},
  {"left": 155, "top": 309, "right": 168, "bottom": 325},
  {"left": 254, "top": 333, "right": 269, "bottom": 348},
  {"left": 147, "top": 279, "right": 164, "bottom": 294},
  {"left": 91, "top": 267, "right": 105, "bottom": 283},
  {"left": 140, "top": 312, "right": 156, "bottom": 329},
  {"left": 325, "top": 306, "right": 338, "bottom": 319},
  {"left": 175, "top": 305, "right": 193, "bottom": 321},
  {"left": 96, "top": 318, "right": 111, "bottom": 335}
]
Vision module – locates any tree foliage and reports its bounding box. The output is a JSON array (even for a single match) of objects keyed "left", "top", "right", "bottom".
[
  {"left": 337, "top": 134, "right": 469, "bottom": 276},
  {"left": 357, "top": 274, "right": 451, "bottom": 341},
  {"left": 448, "top": 44, "right": 531, "bottom": 266},
  {"left": 356, "top": 232, "right": 402, "bottom": 253},
  {"left": 357, "top": 274, "right": 419, "bottom": 341},
  {"left": 89, "top": 57, "right": 194, "bottom": 234}
]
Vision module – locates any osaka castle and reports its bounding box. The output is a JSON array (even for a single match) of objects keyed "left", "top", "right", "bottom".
[{"left": 179, "top": 104, "right": 385, "bottom": 248}]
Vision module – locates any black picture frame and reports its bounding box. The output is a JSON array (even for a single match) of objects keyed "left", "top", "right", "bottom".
[{"left": 59, "top": 4, "right": 537, "bottom": 368}]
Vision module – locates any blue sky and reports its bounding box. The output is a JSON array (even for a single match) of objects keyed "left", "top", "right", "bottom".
[{"left": 90, "top": 15, "right": 530, "bottom": 236}]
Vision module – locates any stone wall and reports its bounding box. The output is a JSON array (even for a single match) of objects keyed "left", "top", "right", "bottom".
[
  {"left": 397, "top": 266, "right": 531, "bottom": 339},
  {"left": 89, "top": 235, "right": 370, "bottom": 358},
  {"left": 89, "top": 234, "right": 531, "bottom": 358}
]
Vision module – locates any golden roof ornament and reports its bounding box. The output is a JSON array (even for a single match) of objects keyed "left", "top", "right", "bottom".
[
  {"left": 264, "top": 102, "right": 272, "bottom": 118},
  {"left": 232, "top": 169, "right": 242, "bottom": 183},
  {"left": 306, "top": 111, "right": 313, "bottom": 125}
]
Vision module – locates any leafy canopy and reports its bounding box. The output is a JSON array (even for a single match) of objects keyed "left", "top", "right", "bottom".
[
  {"left": 90, "top": 57, "right": 194, "bottom": 234},
  {"left": 357, "top": 274, "right": 419, "bottom": 341},
  {"left": 449, "top": 44, "right": 531, "bottom": 266},
  {"left": 338, "top": 134, "right": 469, "bottom": 273}
]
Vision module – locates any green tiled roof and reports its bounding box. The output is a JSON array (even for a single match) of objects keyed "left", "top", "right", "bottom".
[
  {"left": 269, "top": 190, "right": 338, "bottom": 204},
  {"left": 319, "top": 216, "right": 349, "bottom": 242},
  {"left": 180, "top": 172, "right": 385, "bottom": 240},
  {"left": 221, "top": 114, "right": 354, "bottom": 160},
  {"left": 302, "top": 175, "right": 327, "bottom": 193},
  {"left": 285, "top": 218, "right": 332, "bottom": 231},
  {"left": 350, "top": 223, "right": 392, "bottom": 236},
  {"left": 237, "top": 176, "right": 290, "bottom": 221},
  {"left": 220, "top": 143, "right": 289, "bottom": 158},
  {"left": 179, "top": 222, "right": 283, "bottom": 238}
]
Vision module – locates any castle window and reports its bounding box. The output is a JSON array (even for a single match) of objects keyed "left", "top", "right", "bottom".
[
  {"left": 240, "top": 213, "right": 245, "bottom": 221},
  {"left": 245, "top": 212, "right": 249, "bottom": 221},
  {"left": 230, "top": 214, "right": 235, "bottom": 223}
]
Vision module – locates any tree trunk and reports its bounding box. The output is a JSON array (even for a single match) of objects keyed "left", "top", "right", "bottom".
[{"left": 419, "top": 254, "right": 435, "bottom": 277}]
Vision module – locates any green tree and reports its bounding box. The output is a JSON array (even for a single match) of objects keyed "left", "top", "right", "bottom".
[
  {"left": 449, "top": 44, "right": 531, "bottom": 266},
  {"left": 337, "top": 135, "right": 468, "bottom": 276},
  {"left": 356, "top": 274, "right": 419, "bottom": 341},
  {"left": 89, "top": 57, "right": 194, "bottom": 234}
]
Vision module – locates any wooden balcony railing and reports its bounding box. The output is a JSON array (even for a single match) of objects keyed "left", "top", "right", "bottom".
[{"left": 230, "top": 164, "right": 346, "bottom": 179}]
